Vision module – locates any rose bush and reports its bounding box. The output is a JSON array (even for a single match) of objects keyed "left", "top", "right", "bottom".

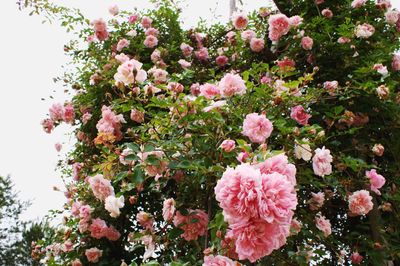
[{"left": 20, "top": 0, "right": 400, "bottom": 264}]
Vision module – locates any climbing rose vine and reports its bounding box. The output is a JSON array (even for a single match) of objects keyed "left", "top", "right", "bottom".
[{"left": 21, "top": 0, "right": 400, "bottom": 264}]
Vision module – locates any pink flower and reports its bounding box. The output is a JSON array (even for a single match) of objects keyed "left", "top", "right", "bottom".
[
  {"left": 108, "top": 4, "right": 119, "bottom": 16},
  {"left": 87, "top": 35, "right": 95, "bottom": 43},
  {"left": 289, "top": 15, "right": 303, "bottom": 27},
  {"left": 216, "top": 55, "right": 229, "bottom": 67},
  {"left": 226, "top": 31, "right": 236, "bottom": 43},
  {"left": 85, "top": 247, "right": 102, "bottom": 263},
  {"left": 137, "top": 150, "right": 168, "bottom": 177},
  {"left": 144, "top": 35, "right": 158, "bottom": 48},
  {"left": 41, "top": 119, "right": 54, "bottom": 133},
  {"left": 337, "top": 37, "right": 351, "bottom": 44},
  {"left": 54, "top": 143, "right": 62, "bottom": 152},
  {"left": 200, "top": 83, "right": 220, "bottom": 99},
  {"left": 49, "top": 103, "right": 64, "bottom": 122},
  {"left": 88, "top": 174, "right": 115, "bottom": 201},
  {"left": 373, "top": 63, "right": 388, "bottom": 76},
  {"left": 114, "top": 59, "right": 147, "bottom": 85},
  {"left": 268, "top": 14, "right": 290, "bottom": 41},
  {"left": 241, "top": 30, "right": 256, "bottom": 42},
  {"left": 323, "top": 80, "right": 338, "bottom": 95},
  {"left": 178, "top": 59, "right": 192, "bottom": 69},
  {"left": 392, "top": 54, "right": 400, "bottom": 71},
  {"left": 190, "top": 83, "right": 201, "bottom": 96},
  {"left": 72, "top": 162, "right": 83, "bottom": 181},
  {"left": 104, "top": 226, "right": 121, "bottom": 241},
  {"left": 312, "top": 147, "right": 333, "bottom": 177},
  {"left": 290, "top": 218, "right": 302, "bottom": 235},
  {"left": 71, "top": 259, "right": 82, "bottom": 266},
  {"left": 376, "top": 0, "right": 391, "bottom": 9},
  {"left": 354, "top": 23, "right": 375, "bottom": 39},
  {"left": 173, "top": 209, "right": 208, "bottom": 241},
  {"left": 250, "top": 38, "right": 265, "bottom": 52},
  {"left": 105, "top": 195, "right": 124, "bottom": 218},
  {"left": 151, "top": 68, "right": 168, "bottom": 83},
  {"left": 290, "top": 105, "right": 311, "bottom": 125},
  {"left": 351, "top": 0, "right": 366, "bottom": 8},
  {"left": 82, "top": 112, "right": 92, "bottom": 124},
  {"left": 242, "top": 113, "right": 273, "bottom": 144},
  {"left": 257, "top": 153, "right": 297, "bottom": 186},
  {"left": 315, "top": 214, "right": 331, "bottom": 237},
  {"left": 236, "top": 151, "right": 249, "bottom": 163},
  {"left": 385, "top": 10, "right": 400, "bottom": 25},
  {"left": 230, "top": 218, "right": 291, "bottom": 262},
  {"left": 366, "top": 169, "right": 385, "bottom": 195},
  {"left": 276, "top": 57, "right": 295, "bottom": 70},
  {"left": 180, "top": 43, "right": 193, "bottom": 57},
  {"left": 203, "top": 255, "right": 235, "bottom": 266},
  {"left": 219, "top": 139, "right": 235, "bottom": 152},
  {"left": 62, "top": 239, "right": 73, "bottom": 252},
  {"left": 128, "top": 14, "right": 139, "bottom": 24},
  {"left": 195, "top": 47, "right": 209, "bottom": 61},
  {"left": 141, "top": 16, "right": 152, "bottom": 28},
  {"left": 372, "top": 143, "right": 384, "bottom": 156},
  {"left": 350, "top": 252, "right": 363, "bottom": 264},
  {"left": 145, "top": 27, "right": 159, "bottom": 37},
  {"left": 130, "top": 109, "right": 145, "bottom": 123},
  {"left": 116, "top": 38, "right": 130, "bottom": 52},
  {"left": 301, "top": 36, "right": 313, "bottom": 50},
  {"left": 89, "top": 218, "right": 108, "bottom": 239},
  {"left": 78, "top": 204, "right": 92, "bottom": 221},
  {"left": 92, "top": 19, "right": 109, "bottom": 41},
  {"left": 376, "top": 85, "right": 390, "bottom": 99},
  {"left": 309, "top": 192, "right": 325, "bottom": 210},
  {"left": 321, "top": 8, "right": 333, "bottom": 18},
  {"left": 348, "top": 190, "right": 373, "bottom": 216},
  {"left": 162, "top": 198, "right": 176, "bottom": 222},
  {"left": 167, "top": 82, "right": 184, "bottom": 94},
  {"left": 219, "top": 73, "right": 246, "bottom": 97},
  {"left": 136, "top": 211, "right": 154, "bottom": 230},
  {"left": 63, "top": 103, "right": 75, "bottom": 124},
  {"left": 231, "top": 12, "right": 248, "bottom": 30}
]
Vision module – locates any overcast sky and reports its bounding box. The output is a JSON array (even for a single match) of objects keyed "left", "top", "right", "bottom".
[{"left": 0, "top": 0, "right": 273, "bottom": 222}]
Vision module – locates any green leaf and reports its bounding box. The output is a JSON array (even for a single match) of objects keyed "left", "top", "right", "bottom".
[
  {"left": 169, "top": 227, "right": 184, "bottom": 238},
  {"left": 130, "top": 166, "right": 144, "bottom": 185}
]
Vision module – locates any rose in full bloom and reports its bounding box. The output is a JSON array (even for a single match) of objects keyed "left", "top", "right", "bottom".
[
  {"left": 351, "top": 0, "right": 366, "bottom": 8},
  {"left": 366, "top": 169, "right": 386, "bottom": 195},
  {"left": 231, "top": 12, "right": 248, "bottom": 30},
  {"left": 85, "top": 247, "right": 102, "bottom": 263},
  {"left": 312, "top": 147, "right": 333, "bottom": 177},
  {"left": 141, "top": 16, "right": 152, "bottom": 28},
  {"left": 173, "top": 209, "right": 208, "bottom": 241},
  {"left": 350, "top": 252, "right": 363, "bottom": 264},
  {"left": 114, "top": 59, "right": 147, "bottom": 86},
  {"left": 392, "top": 54, "right": 400, "bottom": 71},
  {"left": 218, "top": 73, "right": 246, "bottom": 97},
  {"left": 385, "top": 10, "right": 400, "bottom": 25},
  {"left": 162, "top": 198, "right": 175, "bottom": 221},
  {"left": 250, "top": 38, "right": 265, "bottom": 52},
  {"left": 373, "top": 63, "right": 388, "bottom": 76},
  {"left": 354, "top": 23, "right": 375, "bottom": 39},
  {"left": 195, "top": 47, "right": 209, "bottom": 61},
  {"left": 372, "top": 143, "right": 384, "bottom": 156},
  {"left": 219, "top": 139, "right": 235, "bottom": 152},
  {"left": 203, "top": 255, "right": 235, "bottom": 266},
  {"left": 92, "top": 19, "right": 109, "bottom": 41},
  {"left": 180, "top": 43, "right": 193, "bottom": 57},
  {"left": 301, "top": 36, "right": 313, "bottom": 50},
  {"left": 88, "top": 174, "right": 115, "bottom": 201},
  {"left": 104, "top": 195, "right": 125, "bottom": 218},
  {"left": 200, "top": 83, "right": 220, "bottom": 99},
  {"left": 257, "top": 153, "right": 297, "bottom": 185},
  {"left": 89, "top": 218, "right": 108, "bottom": 239},
  {"left": 290, "top": 105, "right": 312, "bottom": 125},
  {"left": 348, "top": 190, "right": 373, "bottom": 216},
  {"left": 241, "top": 30, "right": 256, "bottom": 42},
  {"left": 136, "top": 211, "right": 154, "bottom": 230},
  {"left": 178, "top": 59, "right": 192, "bottom": 69},
  {"left": 268, "top": 14, "right": 290, "bottom": 41},
  {"left": 308, "top": 192, "right": 325, "bottom": 210},
  {"left": 49, "top": 103, "right": 64, "bottom": 122},
  {"left": 315, "top": 214, "right": 331, "bottom": 237},
  {"left": 116, "top": 38, "right": 130, "bottom": 52},
  {"left": 242, "top": 113, "right": 273, "bottom": 144},
  {"left": 323, "top": 80, "right": 338, "bottom": 95},
  {"left": 105, "top": 226, "right": 121, "bottom": 241},
  {"left": 41, "top": 119, "right": 54, "bottom": 133},
  {"left": 144, "top": 35, "right": 158, "bottom": 48},
  {"left": 289, "top": 15, "right": 303, "bottom": 27},
  {"left": 321, "top": 8, "right": 333, "bottom": 18}
]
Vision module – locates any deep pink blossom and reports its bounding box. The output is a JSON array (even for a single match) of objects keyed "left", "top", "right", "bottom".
[
  {"left": 290, "top": 105, "right": 311, "bottom": 125},
  {"left": 268, "top": 14, "right": 290, "bottom": 41},
  {"left": 219, "top": 139, "right": 235, "bottom": 152},
  {"left": 366, "top": 169, "right": 385, "bottom": 195}
]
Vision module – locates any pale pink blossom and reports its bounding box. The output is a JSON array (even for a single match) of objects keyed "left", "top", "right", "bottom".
[
  {"left": 242, "top": 113, "right": 273, "bottom": 144},
  {"left": 216, "top": 55, "right": 229, "bottom": 67},
  {"left": 127, "top": 29, "right": 137, "bottom": 37},
  {"left": 145, "top": 27, "right": 159, "bottom": 37},
  {"left": 385, "top": 10, "right": 400, "bottom": 25},
  {"left": 257, "top": 153, "right": 297, "bottom": 185},
  {"left": 231, "top": 12, "right": 248, "bottom": 30},
  {"left": 321, "top": 8, "right": 333, "bottom": 18},
  {"left": 354, "top": 23, "right": 375, "bottom": 39},
  {"left": 289, "top": 15, "right": 303, "bottom": 27},
  {"left": 309, "top": 192, "right": 325, "bottom": 210},
  {"left": 141, "top": 16, "right": 152, "bottom": 28},
  {"left": 178, "top": 59, "right": 192, "bottom": 69},
  {"left": 195, "top": 47, "right": 209, "bottom": 61},
  {"left": 376, "top": 85, "right": 390, "bottom": 99},
  {"left": 55, "top": 143, "right": 62, "bottom": 152},
  {"left": 62, "top": 240, "right": 73, "bottom": 252},
  {"left": 144, "top": 35, "right": 158, "bottom": 48},
  {"left": 173, "top": 209, "right": 208, "bottom": 241},
  {"left": 114, "top": 59, "right": 147, "bottom": 85},
  {"left": 202, "top": 100, "right": 227, "bottom": 112},
  {"left": 82, "top": 112, "right": 92, "bottom": 124},
  {"left": 372, "top": 143, "right": 384, "bottom": 156},
  {"left": 142, "top": 235, "right": 155, "bottom": 260},
  {"left": 85, "top": 247, "right": 102, "bottom": 263},
  {"left": 203, "top": 255, "right": 235, "bottom": 266},
  {"left": 200, "top": 83, "right": 220, "bottom": 99},
  {"left": 350, "top": 252, "right": 363, "bottom": 264},
  {"left": 294, "top": 140, "right": 312, "bottom": 161},
  {"left": 312, "top": 147, "right": 333, "bottom": 177},
  {"left": 337, "top": 37, "right": 351, "bottom": 44},
  {"left": 250, "top": 38, "right": 265, "bottom": 52},
  {"left": 116, "top": 38, "right": 130, "bottom": 52},
  {"left": 392, "top": 54, "right": 400, "bottom": 71},
  {"left": 49, "top": 103, "right": 64, "bottom": 122},
  {"left": 108, "top": 5, "right": 119, "bottom": 16},
  {"left": 151, "top": 68, "right": 168, "bottom": 83},
  {"left": 162, "top": 198, "right": 175, "bottom": 221},
  {"left": 72, "top": 162, "right": 83, "bottom": 181},
  {"left": 88, "top": 174, "right": 115, "bottom": 201},
  {"left": 226, "top": 31, "right": 236, "bottom": 43},
  {"left": 348, "top": 190, "right": 373, "bottom": 216},
  {"left": 119, "top": 147, "right": 134, "bottom": 165},
  {"left": 71, "top": 259, "right": 82, "bottom": 266},
  {"left": 268, "top": 14, "right": 290, "bottom": 41},
  {"left": 78, "top": 204, "right": 92, "bottom": 221},
  {"left": 373, "top": 63, "right": 388, "bottom": 76},
  {"left": 290, "top": 105, "right": 311, "bottom": 125},
  {"left": 180, "top": 43, "right": 193, "bottom": 57},
  {"left": 167, "top": 82, "right": 184, "bottom": 94},
  {"left": 366, "top": 169, "right": 386, "bottom": 195},
  {"left": 241, "top": 30, "right": 256, "bottom": 42},
  {"left": 130, "top": 109, "right": 145, "bottom": 123},
  {"left": 315, "top": 214, "right": 331, "bottom": 237},
  {"left": 41, "top": 119, "right": 54, "bottom": 133},
  {"left": 89, "top": 218, "right": 108, "bottom": 239},
  {"left": 105, "top": 195, "right": 124, "bottom": 218},
  {"left": 301, "top": 36, "right": 313, "bottom": 50},
  {"left": 351, "top": 0, "right": 366, "bottom": 8},
  {"left": 219, "top": 140, "right": 235, "bottom": 152},
  {"left": 219, "top": 73, "right": 246, "bottom": 97},
  {"left": 323, "top": 80, "right": 338, "bottom": 95},
  {"left": 136, "top": 211, "right": 154, "bottom": 230}
]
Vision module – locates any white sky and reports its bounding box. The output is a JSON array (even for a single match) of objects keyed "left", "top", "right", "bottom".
[{"left": 0, "top": 0, "right": 270, "bottom": 222}]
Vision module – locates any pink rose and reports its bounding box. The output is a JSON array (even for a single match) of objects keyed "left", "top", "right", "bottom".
[
  {"left": 385, "top": 10, "right": 400, "bottom": 25},
  {"left": 180, "top": 43, "right": 193, "bottom": 57},
  {"left": 219, "top": 139, "right": 235, "bottom": 152},
  {"left": 250, "top": 38, "right": 265, "bottom": 52},
  {"left": 203, "top": 255, "right": 235, "bottom": 266},
  {"left": 236, "top": 151, "right": 249, "bottom": 163},
  {"left": 301, "top": 36, "right": 313, "bottom": 50},
  {"left": 350, "top": 252, "right": 363, "bottom": 264},
  {"left": 309, "top": 192, "right": 325, "bottom": 210},
  {"left": 200, "top": 83, "right": 220, "bottom": 99},
  {"left": 82, "top": 112, "right": 92, "bottom": 124},
  {"left": 130, "top": 109, "right": 145, "bottom": 123},
  {"left": 173, "top": 209, "right": 208, "bottom": 241},
  {"left": 114, "top": 59, "right": 147, "bottom": 85},
  {"left": 85, "top": 247, "right": 102, "bottom": 263},
  {"left": 366, "top": 169, "right": 385, "bottom": 195},
  {"left": 88, "top": 174, "right": 115, "bottom": 201},
  {"left": 323, "top": 80, "right": 338, "bottom": 95},
  {"left": 315, "top": 214, "right": 331, "bottom": 237},
  {"left": 136, "top": 211, "right": 154, "bottom": 230},
  {"left": 312, "top": 147, "right": 333, "bottom": 177},
  {"left": 128, "top": 14, "right": 139, "bottom": 24},
  {"left": 89, "top": 218, "right": 108, "bottom": 239},
  {"left": 337, "top": 37, "right": 351, "bottom": 44},
  {"left": 162, "top": 198, "right": 176, "bottom": 221},
  {"left": 63, "top": 103, "right": 75, "bottom": 124},
  {"left": 289, "top": 15, "right": 303, "bottom": 27},
  {"left": 216, "top": 55, "right": 229, "bottom": 67},
  {"left": 167, "top": 82, "right": 184, "bottom": 94},
  {"left": 116, "top": 38, "right": 130, "bottom": 52},
  {"left": 231, "top": 12, "right": 248, "bottom": 30},
  {"left": 348, "top": 190, "right": 373, "bottom": 216},
  {"left": 290, "top": 105, "right": 311, "bottom": 125},
  {"left": 49, "top": 103, "right": 64, "bottom": 122},
  {"left": 54, "top": 143, "right": 62, "bottom": 152},
  {"left": 71, "top": 259, "right": 82, "bottom": 266},
  {"left": 372, "top": 143, "right": 384, "bottom": 156},
  {"left": 242, "top": 113, "right": 273, "bottom": 144},
  {"left": 392, "top": 54, "right": 400, "bottom": 71},
  {"left": 355, "top": 23, "right": 375, "bottom": 39},
  {"left": 257, "top": 153, "right": 297, "bottom": 185},
  {"left": 108, "top": 4, "right": 119, "bottom": 16},
  {"left": 351, "top": 0, "right": 366, "bottom": 8},
  {"left": 104, "top": 226, "right": 121, "bottom": 241},
  {"left": 219, "top": 73, "right": 246, "bottom": 97},
  {"left": 321, "top": 8, "right": 333, "bottom": 18},
  {"left": 141, "top": 16, "right": 152, "bottom": 28},
  {"left": 92, "top": 19, "right": 109, "bottom": 41},
  {"left": 268, "top": 14, "right": 290, "bottom": 41},
  {"left": 276, "top": 57, "right": 295, "bottom": 70},
  {"left": 41, "top": 119, "right": 54, "bottom": 133},
  {"left": 195, "top": 47, "right": 209, "bottom": 61},
  {"left": 144, "top": 35, "right": 158, "bottom": 48},
  {"left": 240, "top": 30, "right": 256, "bottom": 42},
  {"left": 190, "top": 83, "right": 201, "bottom": 96}
]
